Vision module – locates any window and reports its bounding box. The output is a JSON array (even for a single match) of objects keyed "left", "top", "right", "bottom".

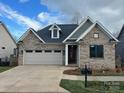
[
  {"left": 51, "top": 28, "right": 60, "bottom": 39},
  {"left": 26, "top": 50, "right": 33, "bottom": 53},
  {"left": 54, "top": 50, "right": 61, "bottom": 53},
  {"left": 53, "top": 29, "right": 58, "bottom": 37},
  {"left": 50, "top": 24, "right": 61, "bottom": 39},
  {"left": 45, "top": 50, "right": 52, "bottom": 53},
  {"left": 2, "top": 47, "right": 5, "bottom": 49},
  {"left": 35, "top": 50, "right": 42, "bottom": 53},
  {"left": 90, "top": 45, "right": 103, "bottom": 58},
  {"left": 93, "top": 33, "right": 99, "bottom": 38}
]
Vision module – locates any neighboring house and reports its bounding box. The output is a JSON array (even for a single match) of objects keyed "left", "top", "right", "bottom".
[
  {"left": 116, "top": 25, "right": 124, "bottom": 67},
  {"left": 0, "top": 21, "right": 17, "bottom": 62},
  {"left": 18, "top": 17, "right": 118, "bottom": 69}
]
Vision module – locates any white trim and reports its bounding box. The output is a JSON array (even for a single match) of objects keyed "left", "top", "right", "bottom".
[
  {"left": 76, "top": 21, "right": 119, "bottom": 42},
  {"left": 78, "top": 45, "right": 80, "bottom": 67},
  {"left": 18, "top": 28, "right": 45, "bottom": 43},
  {"left": 49, "top": 23, "right": 61, "bottom": 30},
  {"left": 68, "top": 38, "right": 77, "bottom": 40},
  {"left": 76, "top": 23, "right": 96, "bottom": 42},
  {"left": 23, "top": 50, "right": 25, "bottom": 65},
  {"left": 63, "top": 16, "right": 94, "bottom": 43},
  {"left": 65, "top": 44, "right": 68, "bottom": 66},
  {"left": 96, "top": 21, "right": 119, "bottom": 42},
  {"left": 51, "top": 28, "right": 60, "bottom": 39},
  {"left": 49, "top": 23, "right": 61, "bottom": 39}
]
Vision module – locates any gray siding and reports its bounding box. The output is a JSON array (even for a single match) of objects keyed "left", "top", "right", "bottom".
[{"left": 70, "top": 20, "right": 93, "bottom": 39}]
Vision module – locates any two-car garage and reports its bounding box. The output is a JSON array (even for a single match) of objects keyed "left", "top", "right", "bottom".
[{"left": 23, "top": 50, "right": 63, "bottom": 65}]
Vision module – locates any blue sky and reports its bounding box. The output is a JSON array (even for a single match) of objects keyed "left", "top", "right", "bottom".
[
  {"left": 0, "top": 0, "right": 124, "bottom": 40},
  {"left": 0, "top": 0, "right": 67, "bottom": 40}
]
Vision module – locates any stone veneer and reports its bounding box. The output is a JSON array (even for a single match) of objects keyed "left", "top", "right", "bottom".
[{"left": 79, "top": 26, "right": 116, "bottom": 69}]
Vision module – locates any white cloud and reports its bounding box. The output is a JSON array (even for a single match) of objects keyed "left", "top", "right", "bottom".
[
  {"left": 100, "top": 7, "right": 121, "bottom": 17},
  {"left": 0, "top": 2, "right": 41, "bottom": 30},
  {"left": 19, "top": 0, "right": 29, "bottom": 3},
  {"left": 41, "top": 0, "right": 124, "bottom": 34},
  {"left": 37, "top": 12, "right": 67, "bottom": 24}
]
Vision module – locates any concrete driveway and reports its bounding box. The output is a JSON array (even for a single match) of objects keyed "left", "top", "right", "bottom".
[{"left": 0, "top": 65, "right": 70, "bottom": 93}]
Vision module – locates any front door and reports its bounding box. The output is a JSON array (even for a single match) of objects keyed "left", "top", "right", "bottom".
[{"left": 68, "top": 45, "right": 77, "bottom": 64}]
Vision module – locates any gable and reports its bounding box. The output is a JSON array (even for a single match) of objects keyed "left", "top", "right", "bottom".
[
  {"left": 23, "top": 31, "right": 42, "bottom": 48},
  {"left": 0, "top": 22, "right": 16, "bottom": 45},
  {"left": 76, "top": 22, "right": 119, "bottom": 42},
  {"left": 0, "top": 22, "right": 16, "bottom": 47},
  {"left": 80, "top": 25, "right": 111, "bottom": 44},
  {"left": 18, "top": 28, "right": 45, "bottom": 43},
  {"left": 70, "top": 19, "right": 93, "bottom": 39},
  {"left": 49, "top": 23, "right": 61, "bottom": 31},
  {"left": 63, "top": 17, "right": 94, "bottom": 42}
]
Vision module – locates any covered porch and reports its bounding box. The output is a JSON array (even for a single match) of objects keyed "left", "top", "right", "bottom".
[{"left": 65, "top": 44, "right": 80, "bottom": 67}]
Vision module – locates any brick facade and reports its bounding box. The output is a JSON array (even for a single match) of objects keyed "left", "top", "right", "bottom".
[
  {"left": 18, "top": 27, "right": 116, "bottom": 69},
  {"left": 79, "top": 26, "right": 116, "bottom": 69},
  {"left": 18, "top": 31, "right": 64, "bottom": 65}
]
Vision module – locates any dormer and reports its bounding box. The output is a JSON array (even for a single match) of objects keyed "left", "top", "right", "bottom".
[{"left": 49, "top": 23, "right": 61, "bottom": 39}]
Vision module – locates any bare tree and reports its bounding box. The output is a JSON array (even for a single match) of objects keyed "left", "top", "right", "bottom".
[{"left": 71, "top": 12, "right": 82, "bottom": 24}]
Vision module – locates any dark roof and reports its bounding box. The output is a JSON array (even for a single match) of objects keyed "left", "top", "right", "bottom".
[{"left": 36, "top": 24, "right": 78, "bottom": 43}]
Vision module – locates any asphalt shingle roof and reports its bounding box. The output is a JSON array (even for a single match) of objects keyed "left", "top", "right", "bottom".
[{"left": 37, "top": 24, "right": 78, "bottom": 43}]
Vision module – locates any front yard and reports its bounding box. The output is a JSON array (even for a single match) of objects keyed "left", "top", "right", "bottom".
[
  {"left": 60, "top": 79, "right": 124, "bottom": 93},
  {"left": 0, "top": 66, "right": 15, "bottom": 73}
]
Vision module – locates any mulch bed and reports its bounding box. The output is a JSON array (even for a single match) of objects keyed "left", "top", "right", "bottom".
[
  {"left": 63, "top": 68, "right": 81, "bottom": 75},
  {"left": 63, "top": 68, "right": 124, "bottom": 76}
]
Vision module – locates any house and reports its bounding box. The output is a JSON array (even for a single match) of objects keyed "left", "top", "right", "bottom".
[
  {"left": 116, "top": 25, "right": 124, "bottom": 67},
  {"left": 18, "top": 17, "right": 118, "bottom": 69},
  {"left": 0, "top": 21, "right": 17, "bottom": 63}
]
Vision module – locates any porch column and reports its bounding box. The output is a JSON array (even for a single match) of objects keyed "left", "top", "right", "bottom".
[
  {"left": 65, "top": 44, "right": 68, "bottom": 66},
  {"left": 78, "top": 45, "right": 80, "bottom": 67}
]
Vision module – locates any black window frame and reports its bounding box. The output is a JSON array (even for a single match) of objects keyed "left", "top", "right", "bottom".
[
  {"left": 26, "top": 50, "right": 33, "bottom": 53},
  {"left": 45, "top": 50, "right": 52, "bottom": 53},
  {"left": 53, "top": 28, "right": 58, "bottom": 38},
  {"left": 90, "top": 45, "right": 104, "bottom": 58},
  {"left": 35, "top": 50, "right": 42, "bottom": 53},
  {"left": 54, "top": 50, "right": 61, "bottom": 53}
]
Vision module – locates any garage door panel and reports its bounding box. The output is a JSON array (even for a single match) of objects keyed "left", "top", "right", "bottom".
[{"left": 24, "top": 51, "right": 63, "bottom": 65}]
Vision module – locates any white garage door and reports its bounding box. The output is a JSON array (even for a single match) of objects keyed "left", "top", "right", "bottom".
[{"left": 24, "top": 50, "right": 63, "bottom": 65}]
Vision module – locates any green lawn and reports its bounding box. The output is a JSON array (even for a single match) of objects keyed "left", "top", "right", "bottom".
[
  {"left": 60, "top": 79, "right": 124, "bottom": 93},
  {"left": 0, "top": 66, "right": 15, "bottom": 73}
]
